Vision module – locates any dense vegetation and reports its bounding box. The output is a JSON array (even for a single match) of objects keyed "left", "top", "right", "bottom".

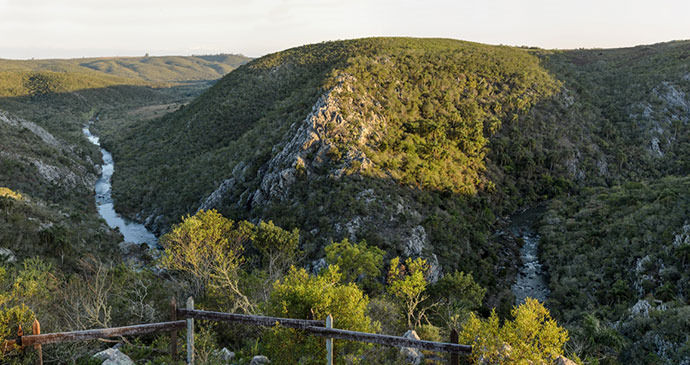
[
  {"left": 539, "top": 177, "right": 690, "bottom": 362},
  {"left": 1, "top": 210, "right": 573, "bottom": 363},
  {"left": 0, "top": 54, "right": 251, "bottom": 273},
  {"left": 3, "top": 37, "right": 690, "bottom": 363},
  {"left": 99, "top": 39, "right": 574, "bottom": 317}
]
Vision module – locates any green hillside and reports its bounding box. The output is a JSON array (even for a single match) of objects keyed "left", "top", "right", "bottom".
[
  {"left": 0, "top": 54, "right": 251, "bottom": 267},
  {"left": 97, "top": 37, "right": 690, "bottom": 363},
  {"left": 99, "top": 38, "right": 568, "bottom": 316},
  {"left": 0, "top": 110, "right": 122, "bottom": 267},
  {"left": 0, "top": 54, "right": 251, "bottom": 84}
]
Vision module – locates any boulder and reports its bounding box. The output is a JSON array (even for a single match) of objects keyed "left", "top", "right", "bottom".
[
  {"left": 554, "top": 355, "right": 577, "bottom": 365},
  {"left": 0, "top": 247, "right": 16, "bottom": 263},
  {"left": 250, "top": 355, "right": 270, "bottom": 364},
  {"left": 218, "top": 347, "right": 235, "bottom": 363},
  {"left": 93, "top": 348, "right": 134, "bottom": 365},
  {"left": 400, "top": 330, "right": 423, "bottom": 365}
]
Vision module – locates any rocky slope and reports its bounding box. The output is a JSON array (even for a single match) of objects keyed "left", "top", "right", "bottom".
[
  {"left": 99, "top": 38, "right": 690, "bottom": 362},
  {"left": 0, "top": 109, "right": 121, "bottom": 265}
]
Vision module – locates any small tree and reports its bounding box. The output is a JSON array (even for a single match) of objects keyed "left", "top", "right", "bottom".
[
  {"left": 160, "top": 209, "right": 254, "bottom": 313},
  {"left": 459, "top": 298, "right": 569, "bottom": 363},
  {"left": 252, "top": 220, "right": 300, "bottom": 283},
  {"left": 387, "top": 257, "right": 430, "bottom": 329},
  {"left": 428, "top": 270, "right": 485, "bottom": 330},
  {"left": 263, "top": 265, "right": 374, "bottom": 364},
  {"left": 325, "top": 238, "right": 384, "bottom": 292}
]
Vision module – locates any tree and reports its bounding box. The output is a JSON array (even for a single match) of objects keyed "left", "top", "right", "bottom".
[
  {"left": 262, "top": 265, "right": 374, "bottom": 364},
  {"left": 428, "top": 270, "right": 485, "bottom": 330},
  {"left": 252, "top": 220, "right": 300, "bottom": 283},
  {"left": 459, "top": 298, "right": 570, "bottom": 364},
  {"left": 387, "top": 257, "right": 430, "bottom": 329},
  {"left": 160, "top": 209, "right": 254, "bottom": 313},
  {"left": 325, "top": 238, "right": 384, "bottom": 293}
]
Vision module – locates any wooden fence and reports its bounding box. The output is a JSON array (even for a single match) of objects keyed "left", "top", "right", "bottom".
[{"left": 3, "top": 296, "right": 472, "bottom": 365}]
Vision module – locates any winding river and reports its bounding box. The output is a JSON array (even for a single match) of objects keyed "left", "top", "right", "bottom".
[
  {"left": 509, "top": 208, "right": 550, "bottom": 305},
  {"left": 83, "top": 124, "right": 158, "bottom": 247}
]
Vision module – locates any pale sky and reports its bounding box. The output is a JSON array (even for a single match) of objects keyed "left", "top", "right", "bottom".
[{"left": 0, "top": 0, "right": 689, "bottom": 59}]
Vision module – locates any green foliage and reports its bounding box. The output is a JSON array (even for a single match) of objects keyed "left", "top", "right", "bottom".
[
  {"left": 428, "top": 271, "right": 486, "bottom": 330},
  {"left": 262, "top": 265, "right": 374, "bottom": 364},
  {"left": 539, "top": 176, "right": 690, "bottom": 362},
  {"left": 459, "top": 298, "right": 569, "bottom": 364},
  {"left": 328, "top": 38, "right": 560, "bottom": 194},
  {"left": 387, "top": 257, "right": 429, "bottom": 329},
  {"left": 324, "top": 238, "right": 384, "bottom": 293},
  {"left": 251, "top": 220, "right": 300, "bottom": 279},
  {"left": 0, "top": 188, "right": 21, "bottom": 201},
  {"left": 160, "top": 209, "right": 254, "bottom": 313}
]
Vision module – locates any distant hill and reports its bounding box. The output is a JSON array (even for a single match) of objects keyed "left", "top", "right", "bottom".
[{"left": 0, "top": 54, "right": 252, "bottom": 85}]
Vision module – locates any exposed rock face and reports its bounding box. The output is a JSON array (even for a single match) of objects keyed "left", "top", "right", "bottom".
[
  {"left": 0, "top": 248, "right": 17, "bottom": 263},
  {"left": 630, "top": 299, "right": 652, "bottom": 318},
  {"left": 404, "top": 225, "right": 427, "bottom": 257},
  {"left": 0, "top": 110, "right": 62, "bottom": 149},
  {"left": 250, "top": 83, "right": 349, "bottom": 208},
  {"left": 310, "top": 257, "right": 327, "bottom": 275},
  {"left": 93, "top": 348, "right": 134, "bottom": 365},
  {"left": 400, "top": 330, "right": 423, "bottom": 365},
  {"left": 630, "top": 82, "right": 690, "bottom": 158},
  {"left": 199, "top": 178, "right": 236, "bottom": 211},
  {"left": 0, "top": 109, "right": 96, "bottom": 188}
]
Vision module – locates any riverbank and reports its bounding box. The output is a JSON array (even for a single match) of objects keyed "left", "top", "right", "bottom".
[{"left": 83, "top": 123, "right": 158, "bottom": 247}]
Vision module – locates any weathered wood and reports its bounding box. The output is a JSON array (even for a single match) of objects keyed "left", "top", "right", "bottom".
[
  {"left": 186, "top": 297, "right": 194, "bottom": 365},
  {"left": 1, "top": 339, "right": 17, "bottom": 353},
  {"left": 325, "top": 314, "right": 333, "bottom": 365},
  {"left": 449, "top": 329, "right": 459, "bottom": 365},
  {"left": 19, "top": 321, "right": 186, "bottom": 346},
  {"left": 303, "top": 326, "right": 472, "bottom": 354},
  {"left": 177, "top": 308, "right": 325, "bottom": 329},
  {"left": 178, "top": 308, "right": 470, "bottom": 354},
  {"left": 32, "top": 319, "right": 43, "bottom": 365},
  {"left": 170, "top": 297, "right": 178, "bottom": 361},
  {"left": 17, "top": 324, "right": 23, "bottom": 348}
]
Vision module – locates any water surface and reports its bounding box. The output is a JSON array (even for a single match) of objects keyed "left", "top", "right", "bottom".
[
  {"left": 83, "top": 125, "right": 158, "bottom": 247},
  {"left": 509, "top": 208, "right": 550, "bottom": 304}
]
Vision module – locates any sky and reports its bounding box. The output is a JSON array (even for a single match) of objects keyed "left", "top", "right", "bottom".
[{"left": 0, "top": 0, "right": 689, "bottom": 59}]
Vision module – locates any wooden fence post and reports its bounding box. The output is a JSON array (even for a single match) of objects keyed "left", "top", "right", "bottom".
[
  {"left": 326, "top": 314, "right": 333, "bottom": 365},
  {"left": 170, "top": 297, "right": 178, "bottom": 361},
  {"left": 32, "top": 319, "right": 42, "bottom": 365},
  {"left": 17, "top": 324, "right": 23, "bottom": 351},
  {"left": 186, "top": 297, "right": 194, "bottom": 365},
  {"left": 449, "top": 329, "right": 458, "bottom": 365}
]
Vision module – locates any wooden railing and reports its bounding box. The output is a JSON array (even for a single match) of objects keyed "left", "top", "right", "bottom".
[{"left": 3, "top": 297, "right": 472, "bottom": 365}]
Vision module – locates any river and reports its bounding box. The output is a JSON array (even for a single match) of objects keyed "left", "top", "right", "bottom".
[
  {"left": 509, "top": 208, "right": 550, "bottom": 305},
  {"left": 83, "top": 124, "right": 158, "bottom": 247}
]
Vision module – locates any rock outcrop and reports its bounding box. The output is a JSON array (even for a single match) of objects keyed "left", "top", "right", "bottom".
[
  {"left": 400, "top": 330, "right": 423, "bottom": 365},
  {"left": 93, "top": 348, "right": 134, "bottom": 365},
  {"left": 250, "top": 355, "right": 270, "bottom": 364}
]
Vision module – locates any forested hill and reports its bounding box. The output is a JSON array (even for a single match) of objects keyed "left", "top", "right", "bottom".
[
  {"left": 102, "top": 38, "right": 566, "bottom": 312},
  {"left": 99, "top": 38, "right": 690, "bottom": 362},
  {"left": 0, "top": 54, "right": 251, "bottom": 87}
]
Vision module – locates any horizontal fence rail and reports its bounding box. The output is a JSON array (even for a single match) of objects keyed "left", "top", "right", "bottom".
[
  {"left": 19, "top": 320, "right": 185, "bottom": 347},
  {"left": 4, "top": 297, "right": 471, "bottom": 365},
  {"left": 179, "top": 308, "right": 471, "bottom": 354},
  {"left": 176, "top": 308, "right": 324, "bottom": 329},
  {"left": 302, "top": 326, "right": 471, "bottom": 354}
]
